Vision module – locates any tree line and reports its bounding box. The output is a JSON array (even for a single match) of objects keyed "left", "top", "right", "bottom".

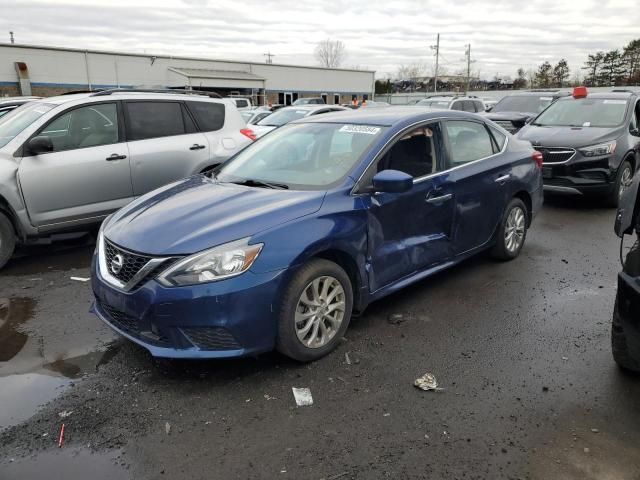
[{"left": 514, "top": 38, "right": 640, "bottom": 89}]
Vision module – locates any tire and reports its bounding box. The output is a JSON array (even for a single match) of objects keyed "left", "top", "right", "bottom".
[
  {"left": 605, "top": 160, "right": 633, "bottom": 208},
  {"left": 491, "top": 198, "right": 528, "bottom": 261},
  {"left": 611, "top": 296, "right": 640, "bottom": 373},
  {"left": 276, "top": 259, "right": 353, "bottom": 362},
  {"left": 0, "top": 212, "right": 16, "bottom": 269}
]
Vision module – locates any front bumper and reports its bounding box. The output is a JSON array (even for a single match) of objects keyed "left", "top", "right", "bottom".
[
  {"left": 542, "top": 156, "right": 617, "bottom": 196},
  {"left": 91, "top": 255, "right": 287, "bottom": 358}
]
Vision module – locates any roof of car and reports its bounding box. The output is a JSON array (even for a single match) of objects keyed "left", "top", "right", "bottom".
[
  {"left": 0, "top": 96, "right": 41, "bottom": 105},
  {"left": 280, "top": 104, "right": 339, "bottom": 112},
  {"left": 297, "top": 106, "right": 479, "bottom": 127},
  {"left": 555, "top": 91, "right": 637, "bottom": 101},
  {"left": 31, "top": 91, "right": 232, "bottom": 107},
  {"left": 505, "top": 91, "right": 570, "bottom": 97}
]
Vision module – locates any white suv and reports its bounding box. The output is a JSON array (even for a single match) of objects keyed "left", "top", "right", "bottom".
[{"left": 0, "top": 89, "right": 255, "bottom": 268}]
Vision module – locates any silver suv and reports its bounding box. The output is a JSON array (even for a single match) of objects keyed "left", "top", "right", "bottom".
[
  {"left": 0, "top": 90, "right": 254, "bottom": 268},
  {"left": 415, "top": 95, "right": 486, "bottom": 113}
]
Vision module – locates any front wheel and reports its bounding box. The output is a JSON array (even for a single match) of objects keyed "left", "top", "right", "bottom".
[
  {"left": 612, "top": 296, "right": 640, "bottom": 373},
  {"left": 0, "top": 212, "right": 16, "bottom": 270},
  {"left": 276, "top": 259, "right": 353, "bottom": 362},
  {"left": 606, "top": 160, "right": 633, "bottom": 208},
  {"left": 491, "top": 198, "right": 528, "bottom": 261}
]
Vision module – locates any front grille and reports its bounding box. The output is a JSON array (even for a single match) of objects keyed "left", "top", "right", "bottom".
[
  {"left": 534, "top": 146, "right": 576, "bottom": 164},
  {"left": 495, "top": 120, "right": 518, "bottom": 133},
  {"left": 104, "top": 239, "right": 153, "bottom": 284},
  {"left": 97, "top": 300, "right": 171, "bottom": 346},
  {"left": 98, "top": 300, "right": 139, "bottom": 333},
  {"left": 183, "top": 327, "right": 241, "bottom": 350}
]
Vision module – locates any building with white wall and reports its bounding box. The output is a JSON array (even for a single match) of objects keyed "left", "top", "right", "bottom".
[{"left": 0, "top": 43, "right": 375, "bottom": 105}]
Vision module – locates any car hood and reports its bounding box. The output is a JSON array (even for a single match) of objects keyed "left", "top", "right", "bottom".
[
  {"left": 104, "top": 176, "right": 326, "bottom": 255},
  {"left": 485, "top": 111, "right": 533, "bottom": 122},
  {"left": 517, "top": 124, "right": 620, "bottom": 148}
]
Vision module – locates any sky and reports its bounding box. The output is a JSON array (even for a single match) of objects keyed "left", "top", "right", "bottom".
[{"left": 2, "top": 0, "right": 639, "bottom": 80}]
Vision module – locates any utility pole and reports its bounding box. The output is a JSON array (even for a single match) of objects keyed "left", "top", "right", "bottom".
[
  {"left": 9, "top": 31, "right": 14, "bottom": 44},
  {"left": 465, "top": 44, "right": 471, "bottom": 94},
  {"left": 430, "top": 33, "right": 440, "bottom": 93},
  {"left": 264, "top": 52, "right": 275, "bottom": 64}
]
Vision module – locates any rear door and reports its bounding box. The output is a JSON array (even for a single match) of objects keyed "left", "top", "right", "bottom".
[
  {"left": 363, "top": 122, "right": 455, "bottom": 291},
  {"left": 17, "top": 101, "right": 133, "bottom": 228},
  {"left": 124, "top": 100, "right": 210, "bottom": 195},
  {"left": 443, "top": 119, "right": 511, "bottom": 255},
  {"left": 185, "top": 100, "right": 241, "bottom": 167}
]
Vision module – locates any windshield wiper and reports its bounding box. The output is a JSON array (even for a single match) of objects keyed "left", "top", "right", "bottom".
[{"left": 230, "top": 178, "right": 289, "bottom": 189}]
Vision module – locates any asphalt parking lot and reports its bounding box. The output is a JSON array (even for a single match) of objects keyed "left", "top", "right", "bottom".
[{"left": 1, "top": 196, "right": 639, "bottom": 480}]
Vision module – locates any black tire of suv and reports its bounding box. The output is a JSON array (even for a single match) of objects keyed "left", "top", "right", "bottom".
[
  {"left": 0, "top": 212, "right": 16, "bottom": 270},
  {"left": 490, "top": 198, "right": 528, "bottom": 261},
  {"left": 276, "top": 259, "right": 353, "bottom": 362},
  {"left": 606, "top": 160, "right": 633, "bottom": 208},
  {"left": 611, "top": 296, "right": 640, "bottom": 373}
]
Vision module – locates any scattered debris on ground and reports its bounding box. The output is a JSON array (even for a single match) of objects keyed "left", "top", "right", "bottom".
[
  {"left": 414, "top": 373, "right": 444, "bottom": 392},
  {"left": 292, "top": 387, "right": 313, "bottom": 406}
]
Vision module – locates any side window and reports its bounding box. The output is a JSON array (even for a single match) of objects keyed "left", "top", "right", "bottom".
[
  {"left": 474, "top": 101, "right": 485, "bottom": 112},
  {"left": 631, "top": 100, "right": 640, "bottom": 133},
  {"left": 488, "top": 125, "right": 507, "bottom": 151},
  {"left": 235, "top": 99, "right": 249, "bottom": 108},
  {"left": 444, "top": 120, "right": 495, "bottom": 166},
  {"left": 376, "top": 124, "right": 439, "bottom": 178},
  {"left": 450, "top": 101, "right": 464, "bottom": 111},
  {"left": 40, "top": 103, "right": 118, "bottom": 152},
  {"left": 186, "top": 101, "right": 225, "bottom": 132},
  {"left": 125, "top": 102, "right": 185, "bottom": 141}
]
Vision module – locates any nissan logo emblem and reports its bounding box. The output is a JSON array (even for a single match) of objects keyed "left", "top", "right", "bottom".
[{"left": 111, "top": 254, "right": 124, "bottom": 275}]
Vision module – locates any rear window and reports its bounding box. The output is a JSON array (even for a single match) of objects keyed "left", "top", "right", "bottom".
[
  {"left": 234, "top": 99, "right": 249, "bottom": 108},
  {"left": 187, "top": 101, "right": 225, "bottom": 132},
  {"left": 125, "top": 102, "right": 187, "bottom": 140}
]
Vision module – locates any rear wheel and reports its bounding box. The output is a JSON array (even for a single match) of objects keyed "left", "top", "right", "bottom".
[
  {"left": 611, "top": 296, "right": 640, "bottom": 373},
  {"left": 276, "top": 259, "right": 353, "bottom": 362},
  {"left": 0, "top": 212, "right": 16, "bottom": 269},
  {"left": 491, "top": 198, "right": 528, "bottom": 261},
  {"left": 606, "top": 160, "right": 633, "bottom": 208}
]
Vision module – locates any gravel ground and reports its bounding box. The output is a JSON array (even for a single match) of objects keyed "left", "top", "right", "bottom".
[{"left": 1, "top": 195, "right": 639, "bottom": 480}]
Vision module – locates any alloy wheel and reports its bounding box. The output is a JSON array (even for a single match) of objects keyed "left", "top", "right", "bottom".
[
  {"left": 619, "top": 165, "right": 633, "bottom": 200},
  {"left": 295, "top": 275, "right": 346, "bottom": 348},
  {"left": 505, "top": 206, "right": 526, "bottom": 254}
]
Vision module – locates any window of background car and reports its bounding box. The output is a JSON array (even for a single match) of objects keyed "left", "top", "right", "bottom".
[
  {"left": 444, "top": 120, "right": 494, "bottom": 166},
  {"left": 417, "top": 100, "right": 450, "bottom": 109},
  {"left": 125, "top": 101, "right": 187, "bottom": 140},
  {"left": 256, "top": 108, "right": 310, "bottom": 127},
  {"left": 40, "top": 103, "right": 118, "bottom": 152},
  {"left": 376, "top": 125, "right": 439, "bottom": 178},
  {"left": 450, "top": 101, "right": 464, "bottom": 111},
  {"left": 492, "top": 95, "right": 553, "bottom": 113},
  {"left": 235, "top": 99, "right": 249, "bottom": 108},
  {"left": 217, "top": 123, "right": 387, "bottom": 189},
  {"left": 187, "top": 101, "right": 225, "bottom": 131},
  {"left": 461, "top": 101, "right": 476, "bottom": 113},
  {"left": 488, "top": 125, "right": 507, "bottom": 151},
  {"left": 474, "top": 101, "right": 485, "bottom": 113},
  {"left": 533, "top": 98, "right": 628, "bottom": 128},
  {"left": 0, "top": 102, "right": 54, "bottom": 149}
]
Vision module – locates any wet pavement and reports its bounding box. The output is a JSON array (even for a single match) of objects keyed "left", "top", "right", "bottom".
[{"left": 1, "top": 197, "right": 639, "bottom": 479}]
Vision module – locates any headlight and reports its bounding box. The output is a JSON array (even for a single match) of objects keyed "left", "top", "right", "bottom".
[
  {"left": 579, "top": 141, "right": 616, "bottom": 157},
  {"left": 157, "top": 238, "right": 263, "bottom": 287}
]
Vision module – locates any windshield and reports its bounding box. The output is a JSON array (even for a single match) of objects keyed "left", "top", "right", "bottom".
[
  {"left": 0, "top": 102, "right": 55, "bottom": 148},
  {"left": 216, "top": 122, "right": 387, "bottom": 189},
  {"left": 492, "top": 95, "right": 554, "bottom": 113},
  {"left": 533, "top": 98, "right": 628, "bottom": 128},
  {"left": 256, "top": 108, "right": 311, "bottom": 127},
  {"left": 416, "top": 99, "right": 450, "bottom": 108}
]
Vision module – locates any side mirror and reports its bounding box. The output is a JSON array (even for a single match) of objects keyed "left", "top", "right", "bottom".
[
  {"left": 27, "top": 136, "right": 53, "bottom": 155},
  {"left": 371, "top": 169, "right": 413, "bottom": 194}
]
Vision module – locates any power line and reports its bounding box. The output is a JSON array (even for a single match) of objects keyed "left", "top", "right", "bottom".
[{"left": 263, "top": 52, "right": 275, "bottom": 64}]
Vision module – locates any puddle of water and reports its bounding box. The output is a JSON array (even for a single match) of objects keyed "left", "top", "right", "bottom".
[
  {"left": 0, "top": 448, "right": 130, "bottom": 480},
  {"left": 0, "top": 297, "right": 120, "bottom": 430}
]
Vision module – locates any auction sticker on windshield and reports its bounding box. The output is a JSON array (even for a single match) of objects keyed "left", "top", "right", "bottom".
[{"left": 339, "top": 125, "right": 381, "bottom": 135}]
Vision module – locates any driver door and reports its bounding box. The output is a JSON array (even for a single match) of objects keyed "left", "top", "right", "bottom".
[
  {"left": 18, "top": 102, "right": 133, "bottom": 229},
  {"left": 362, "top": 122, "right": 455, "bottom": 292}
]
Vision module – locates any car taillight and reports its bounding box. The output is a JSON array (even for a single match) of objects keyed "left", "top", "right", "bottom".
[
  {"left": 240, "top": 128, "right": 257, "bottom": 141},
  {"left": 532, "top": 150, "right": 543, "bottom": 169}
]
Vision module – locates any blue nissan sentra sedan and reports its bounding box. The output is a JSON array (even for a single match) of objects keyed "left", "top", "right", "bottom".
[{"left": 91, "top": 108, "right": 543, "bottom": 362}]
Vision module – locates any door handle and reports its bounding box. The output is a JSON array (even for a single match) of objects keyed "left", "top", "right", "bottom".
[
  {"left": 495, "top": 174, "right": 510, "bottom": 184},
  {"left": 106, "top": 154, "right": 127, "bottom": 161},
  {"left": 190, "top": 144, "right": 206, "bottom": 150},
  {"left": 426, "top": 193, "right": 452, "bottom": 204}
]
